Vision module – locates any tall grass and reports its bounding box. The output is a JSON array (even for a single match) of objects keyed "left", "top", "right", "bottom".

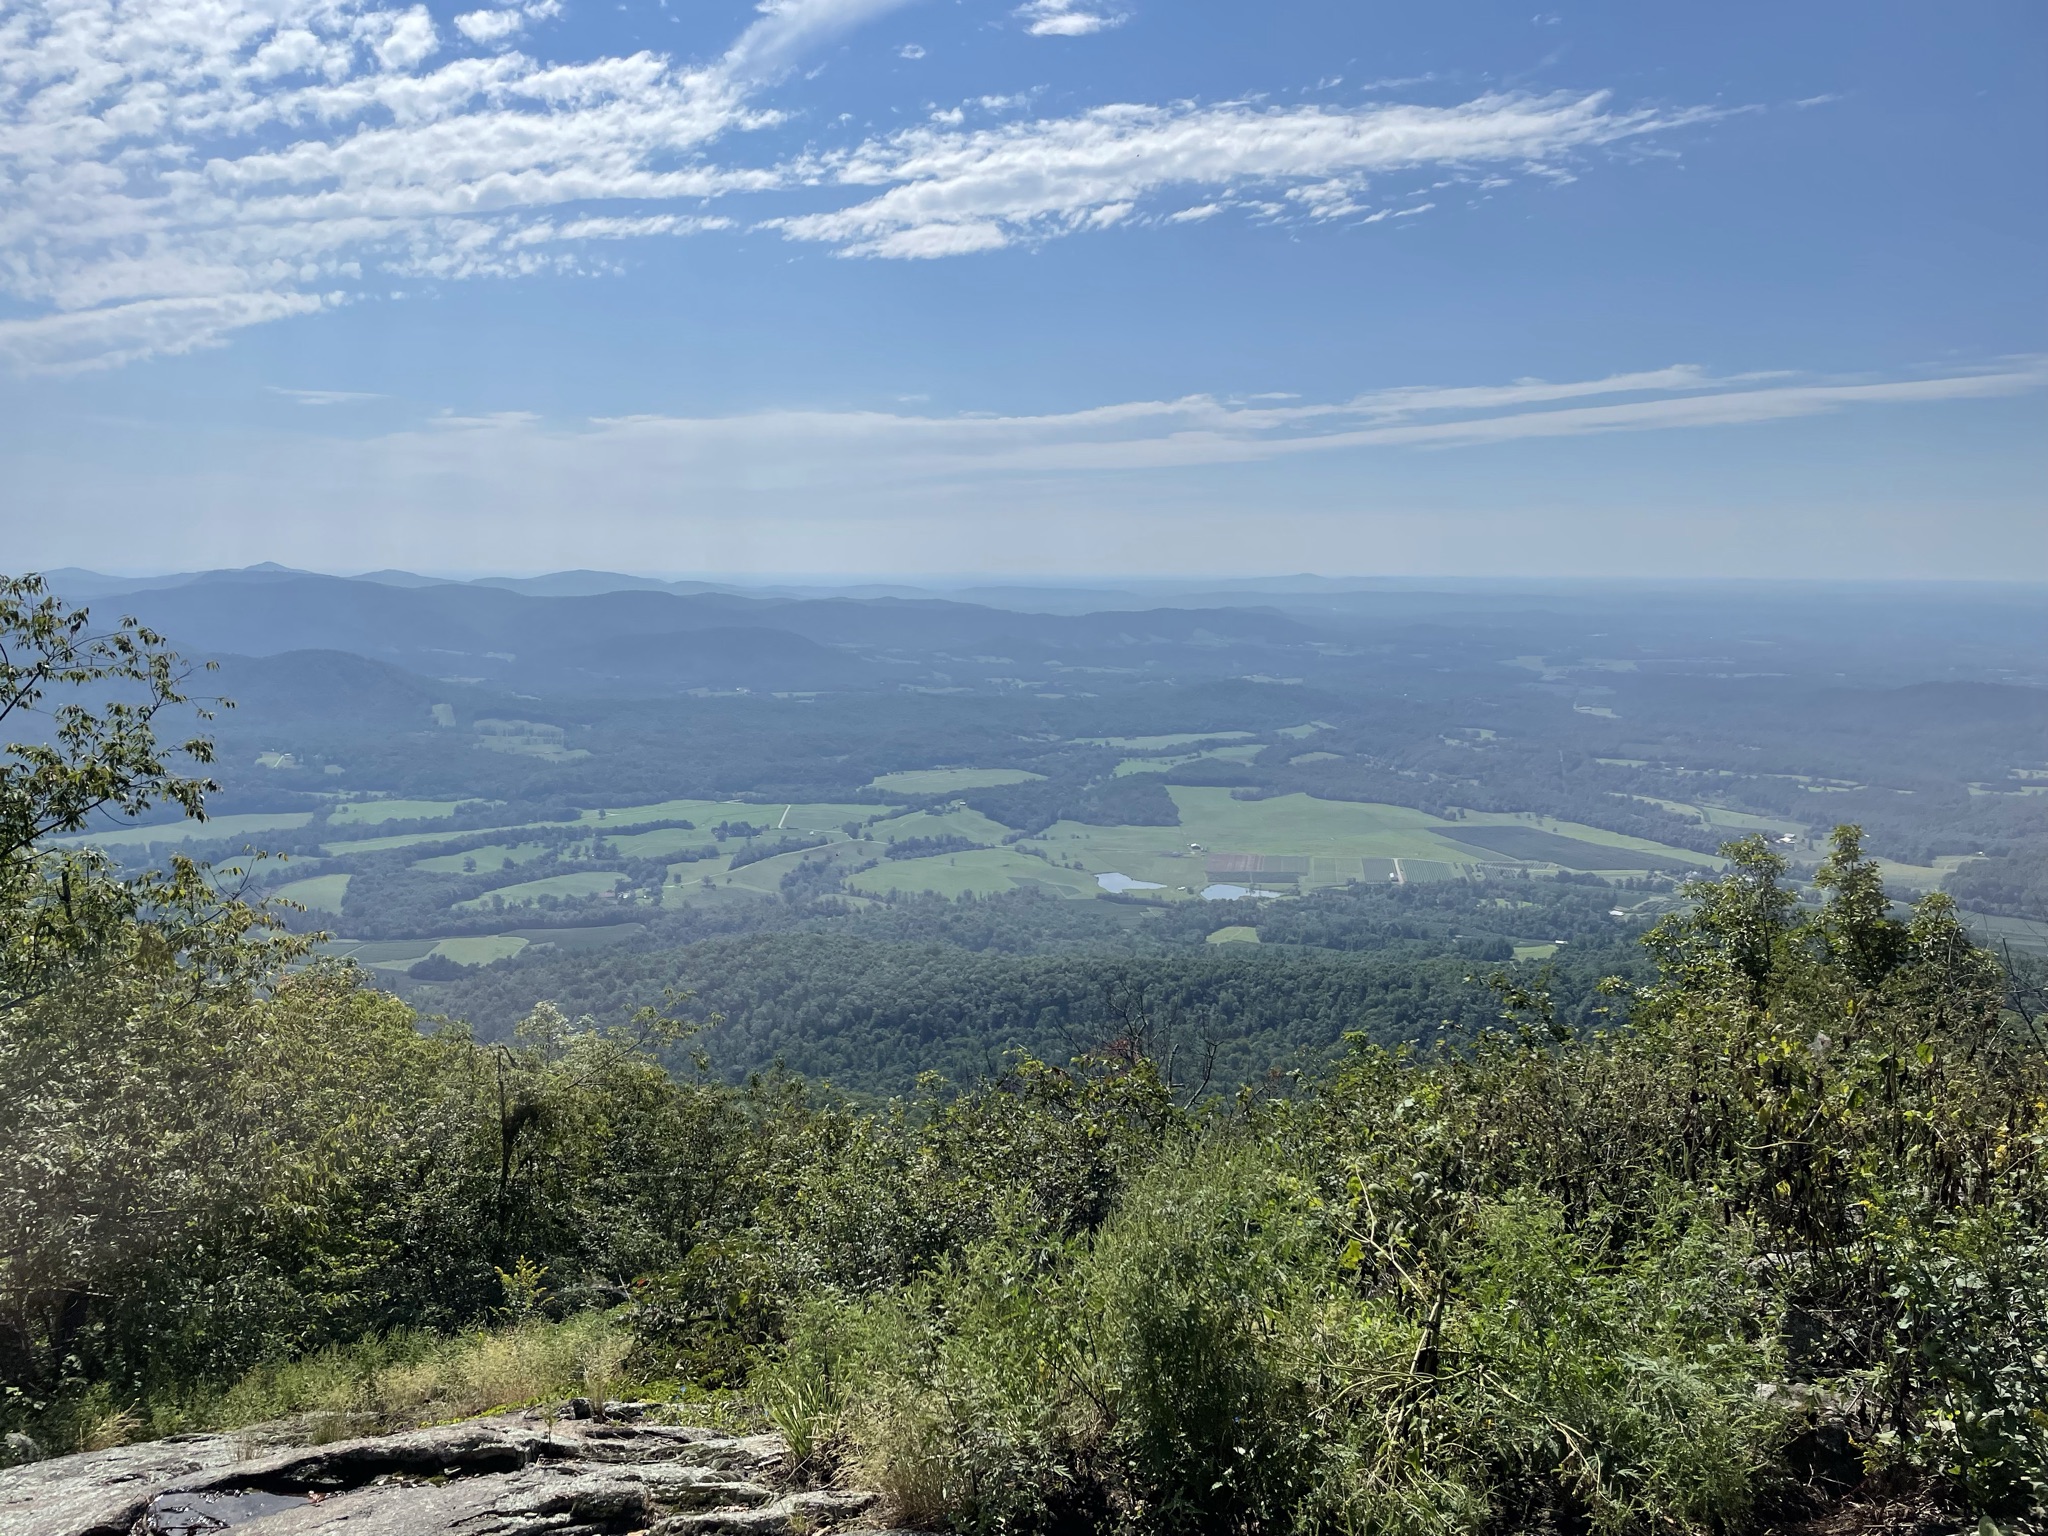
[{"left": 137, "top": 1312, "right": 641, "bottom": 1444}]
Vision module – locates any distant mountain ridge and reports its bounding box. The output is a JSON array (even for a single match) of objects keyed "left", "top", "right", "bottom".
[{"left": 43, "top": 568, "right": 1322, "bottom": 696}]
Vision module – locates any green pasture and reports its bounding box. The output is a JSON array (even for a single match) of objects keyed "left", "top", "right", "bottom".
[
  {"left": 1114, "top": 743, "right": 1266, "bottom": 777},
  {"left": 868, "top": 768, "right": 1044, "bottom": 794},
  {"left": 1205, "top": 926, "right": 1260, "bottom": 945},
  {"left": 1082, "top": 731, "right": 1257, "bottom": 751},
  {"left": 875, "top": 806, "right": 1017, "bottom": 847},
  {"left": 1453, "top": 810, "right": 1721, "bottom": 869},
  {"left": 605, "top": 826, "right": 721, "bottom": 859},
  {"left": 326, "top": 799, "right": 900, "bottom": 861},
  {"left": 722, "top": 845, "right": 843, "bottom": 896},
  {"left": 1874, "top": 857, "right": 1951, "bottom": 891},
  {"left": 577, "top": 799, "right": 742, "bottom": 828},
  {"left": 578, "top": 799, "right": 892, "bottom": 835},
  {"left": 456, "top": 871, "right": 627, "bottom": 910},
  {"left": 1437, "top": 825, "right": 1693, "bottom": 871},
  {"left": 62, "top": 811, "right": 315, "bottom": 850},
  {"left": 776, "top": 801, "right": 896, "bottom": 832},
  {"left": 1963, "top": 912, "right": 2048, "bottom": 956},
  {"left": 326, "top": 938, "right": 436, "bottom": 970},
  {"left": 414, "top": 842, "right": 551, "bottom": 874},
  {"left": 326, "top": 799, "right": 465, "bottom": 826},
  {"left": 503, "top": 924, "right": 646, "bottom": 951},
  {"left": 849, "top": 846, "right": 1097, "bottom": 902},
  {"left": 662, "top": 877, "right": 769, "bottom": 910},
  {"left": 323, "top": 827, "right": 483, "bottom": 856},
  {"left": 431, "top": 935, "right": 530, "bottom": 966},
  {"left": 323, "top": 934, "right": 530, "bottom": 971},
  {"left": 1016, "top": 788, "right": 1713, "bottom": 896},
  {"left": 1625, "top": 795, "right": 1808, "bottom": 837},
  {"left": 271, "top": 873, "right": 351, "bottom": 914},
  {"left": 577, "top": 799, "right": 754, "bottom": 829}
]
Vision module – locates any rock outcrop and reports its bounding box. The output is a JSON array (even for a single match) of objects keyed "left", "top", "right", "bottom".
[{"left": 0, "top": 1405, "right": 899, "bottom": 1536}]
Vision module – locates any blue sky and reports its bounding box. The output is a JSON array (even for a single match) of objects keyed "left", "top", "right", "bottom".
[{"left": 1, "top": 0, "right": 2041, "bottom": 578}]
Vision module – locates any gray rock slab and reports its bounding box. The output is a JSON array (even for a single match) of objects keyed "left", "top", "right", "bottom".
[
  {"left": 0, "top": 1432, "right": 260, "bottom": 1536},
  {"left": 0, "top": 1409, "right": 855, "bottom": 1536}
]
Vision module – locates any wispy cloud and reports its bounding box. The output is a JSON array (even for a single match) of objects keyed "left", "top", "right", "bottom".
[
  {"left": 0, "top": 0, "right": 900, "bottom": 372},
  {"left": 0, "top": 0, "right": 1712, "bottom": 372},
  {"left": 1015, "top": 0, "right": 1125, "bottom": 38},
  {"left": 270, "top": 386, "right": 389, "bottom": 405},
  {"left": 774, "top": 92, "right": 1716, "bottom": 258},
  {"left": 338, "top": 358, "right": 2048, "bottom": 487},
  {"left": 13, "top": 359, "right": 2039, "bottom": 578},
  {"left": 453, "top": 1, "right": 561, "bottom": 47}
]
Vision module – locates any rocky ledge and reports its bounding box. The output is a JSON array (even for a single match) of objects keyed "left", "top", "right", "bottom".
[{"left": 0, "top": 1404, "right": 898, "bottom": 1536}]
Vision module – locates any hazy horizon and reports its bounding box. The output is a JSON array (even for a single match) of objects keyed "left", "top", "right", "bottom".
[
  {"left": 4, "top": 0, "right": 2042, "bottom": 578},
  {"left": 39, "top": 563, "right": 2048, "bottom": 593}
]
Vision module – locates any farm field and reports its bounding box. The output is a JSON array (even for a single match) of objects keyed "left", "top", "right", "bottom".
[
  {"left": 776, "top": 802, "right": 893, "bottom": 832},
  {"left": 432, "top": 935, "right": 531, "bottom": 965},
  {"left": 1963, "top": 912, "right": 2048, "bottom": 956},
  {"left": 868, "top": 768, "right": 1044, "bottom": 794},
  {"left": 1625, "top": 795, "right": 1809, "bottom": 838},
  {"left": 1115, "top": 743, "right": 1265, "bottom": 776},
  {"left": 699, "top": 785, "right": 1724, "bottom": 908},
  {"left": 576, "top": 798, "right": 887, "bottom": 834},
  {"left": 874, "top": 806, "right": 1016, "bottom": 847},
  {"left": 93, "top": 772, "right": 1730, "bottom": 952},
  {"left": 1083, "top": 731, "right": 1258, "bottom": 750},
  {"left": 272, "top": 873, "right": 351, "bottom": 913},
  {"left": 318, "top": 928, "right": 646, "bottom": 967},
  {"left": 1874, "top": 856, "right": 1958, "bottom": 891},
  {"left": 326, "top": 798, "right": 467, "bottom": 826},
  {"left": 1017, "top": 788, "right": 1714, "bottom": 897},
  {"left": 606, "top": 826, "right": 721, "bottom": 858},
  {"left": 1435, "top": 825, "right": 1695, "bottom": 871},
  {"left": 322, "top": 826, "right": 486, "bottom": 855},
  {"left": 414, "top": 842, "right": 552, "bottom": 873},
  {"left": 849, "top": 845, "right": 1098, "bottom": 901},
  {"left": 63, "top": 811, "right": 315, "bottom": 848},
  {"left": 455, "top": 870, "right": 629, "bottom": 910},
  {"left": 316, "top": 799, "right": 897, "bottom": 863}
]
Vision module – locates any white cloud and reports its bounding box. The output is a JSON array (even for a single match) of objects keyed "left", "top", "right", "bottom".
[
  {"left": 13, "top": 359, "right": 2040, "bottom": 579},
  {"left": 1015, "top": 0, "right": 1123, "bottom": 37},
  {"left": 271, "top": 386, "right": 387, "bottom": 404},
  {"left": 454, "top": 3, "right": 559, "bottom": 45},
  {"left": 371, "top": 7, "right": 440, "bottom": 71},
  {"left": 0, "top": 0, "right": 1713, "bottom": 371},
  {"left": 0, "top": 0, "right": 906, "bottom": 371},
  {"left": 718, "top": 0, "right": 919, "bottom": 84},
  {"left": 899, "top": 42, "right": 925, "bottom": 58},
  {"left": 219, "top": 358, "right": 2048, "bottom": 485},
  {"left": 777, "top": 91, "right": 1716, "bottom": 257},
  {"left": 0, "top": 293, "right": 340, "bottom": 375}
]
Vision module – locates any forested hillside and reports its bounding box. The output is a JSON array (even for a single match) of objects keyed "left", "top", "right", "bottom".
[
  {"left": 402, "top": 881, "right": 1650, "bottom": 1098},
  {"left": 3, "top": 582, "right": 2045, "bottom": 1532}
]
